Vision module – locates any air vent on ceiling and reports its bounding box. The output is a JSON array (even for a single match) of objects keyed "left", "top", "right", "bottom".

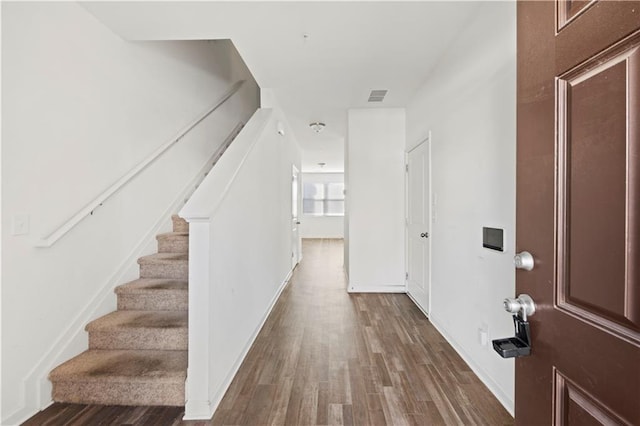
[{"left": 368, "top": 89, "right": 388, "bottom": 103}]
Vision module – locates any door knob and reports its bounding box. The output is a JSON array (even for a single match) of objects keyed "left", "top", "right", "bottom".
[
  {"left": 514, "top": 251, "right": 534, "bottom": 271},
  {"left": 503, "top": 294, "right": 536, "bottom": 321},
  {"left": 493, "top": 294, "right": 536, "bottom": 358},
  {"left": 420, "top": 232, "right": 429, "bottom": 238}
]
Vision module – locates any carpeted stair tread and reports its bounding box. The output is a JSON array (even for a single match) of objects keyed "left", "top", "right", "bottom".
[
  {"left": 49, "top": 349, "right": 186, "bottom": 406},
  {"left": 116, "top": 278, "right": 188, "bottom": 294},
  {"left": 115, "top": 278, "right": 188, "bottom": 311},
  {"left": 50, "top": 349, "right": 187, "bottom": 383},
  {"left": 171, "top": 214, "right": 189, "bottom": 233},
  {"left": 156, "top": 232, "right": 189, "bottom": 253},
  {"left": 138, "top": 253, "right": 188, "bottom": 280},
  {"left": 137, "top": 252, "right": 188, "bottom": 264},
  {"left": 86, "top": 310, "right": 187, "bottom": 331},
  {"left": 156, "top": 231, "right": 188, "bottom": 239},
  {"left": 86, "top": 311, "right": 187, "bottom": 350}
]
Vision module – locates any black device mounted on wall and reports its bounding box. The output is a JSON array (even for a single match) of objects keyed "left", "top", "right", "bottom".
[{"left": 482, "top": 227, "right": 504, "bottom": 252}]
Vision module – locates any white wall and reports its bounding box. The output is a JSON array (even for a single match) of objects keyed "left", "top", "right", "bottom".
[
  {"left": 180, "top": 108, "right": 301, "bottom": 419},
  {"left": 346, "top": 109, "right": 406, "bottom": 292},
  {"left": 300, "top": 172, "right": 344, "bottom": 239},
  {"left": 1, "top": 3, "right": 259, "bottom": 423},
  {"left": 406, "top": 2, "right": 516, "bottom": 414},
  {"left": 301, "top": 216, "right": 344, "bottom": 239}
]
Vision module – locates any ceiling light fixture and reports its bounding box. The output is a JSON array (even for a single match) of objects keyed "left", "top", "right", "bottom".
[
  {"left": 309, "top": 122, "right": 326, "bottom": 133},
  {"left": 318, "top": 162, "right": 326, "bottom": 168}
]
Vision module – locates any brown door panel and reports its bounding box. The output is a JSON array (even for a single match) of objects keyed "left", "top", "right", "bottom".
[
  {"left": 516, "top": 1, "right": 640, "bottom": 424},
  {"left": 556, "top": 1, "right": 640, "bottom": 73}
]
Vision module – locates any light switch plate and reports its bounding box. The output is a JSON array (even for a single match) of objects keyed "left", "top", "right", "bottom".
[{"left": 478, "top": 322, "right": 489, "bottom": 347}]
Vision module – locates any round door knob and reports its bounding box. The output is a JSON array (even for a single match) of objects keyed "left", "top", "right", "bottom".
[
  {"left": 503, "top": 294, "right": 536, "bottom": 320},
  {"left": 514, "top": 251, "right": 534, "bottom": 271},
  {"left": 420, "top": 232, "right": 429, "bottom": 238},
  {"left": 503, "top": 298, "right": 522, "bottom": 313}
]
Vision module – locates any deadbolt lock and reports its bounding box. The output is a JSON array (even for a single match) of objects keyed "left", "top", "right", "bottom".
[{"left": 514, "top": 251, "right": 534, "bottom": 271}]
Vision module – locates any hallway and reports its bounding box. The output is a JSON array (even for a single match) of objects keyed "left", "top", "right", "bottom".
[
  {"left": 207, "top": 238, "right": 512, "bottom": 425},
  {"left": 24, "top": 239, "right": 513, "bottom": 425}
]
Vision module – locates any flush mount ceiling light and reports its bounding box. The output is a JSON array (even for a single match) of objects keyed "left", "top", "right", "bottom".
[
  {"left": 309, "top": 122, "right": 326, "bottom": 133},
  {"left": 318, "top": 162, "right": 326, "bottom": 168}
]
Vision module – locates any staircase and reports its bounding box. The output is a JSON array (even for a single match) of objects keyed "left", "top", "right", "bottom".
[{"left": 49, "top": 215, "right": 189, "bottom": 406}]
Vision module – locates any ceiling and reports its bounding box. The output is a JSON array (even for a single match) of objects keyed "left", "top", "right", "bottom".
[{"left": 83, "top": 1, "right": 482, "bottom": 172}]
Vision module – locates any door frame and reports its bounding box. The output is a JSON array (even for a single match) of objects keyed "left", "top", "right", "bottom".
[
  {"left": 291, "top": 164, "right": 301, "bottom": 267},
  {"left": 405, "top": 134, "right": 432, "bottom": 316}
]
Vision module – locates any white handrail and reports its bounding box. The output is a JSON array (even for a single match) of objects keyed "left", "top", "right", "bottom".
[
  {"left": 35, "top": 80, "right": 246, "bottom": 248},
  {"left": 180, "top": 108, "right": 272, "bottom": 222}
]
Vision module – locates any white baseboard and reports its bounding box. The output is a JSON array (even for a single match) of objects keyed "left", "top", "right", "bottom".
[
  {"left": 406, "top": 291, "right": 430, "bottom": 317},
  {"left": 429, "top": 314, "right": 515, "bottom": 417},
  {"left": 182, "top": 400, "right": 216, "bottom": 421},
  {"left": 4, "top": 145, "right": 232, "bottom": 426},
  {"left": 1, "top": 401, "right": 52, "bottom": 426},
  {"left": 183, "top": 268, "right": 294, "bottom": 420},
  {"left": 348, "top": 283, "right": 406, "bottom": 293}
]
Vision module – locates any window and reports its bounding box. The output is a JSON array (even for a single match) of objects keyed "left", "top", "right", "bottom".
[{"left": 303, "top": 181, "right": 345, "bottom": 216}]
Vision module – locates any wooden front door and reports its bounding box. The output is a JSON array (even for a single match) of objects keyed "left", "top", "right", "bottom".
[{"left": 517, "top": 1, "right": 639, "bottom": 425}]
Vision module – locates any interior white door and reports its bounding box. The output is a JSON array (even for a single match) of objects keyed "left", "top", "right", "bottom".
[
  {"left": 406, "top": 139, "right": 430, "bottom": 314},
  {"left": 291, "top": 165, "right": 301, "bottom": 268}
]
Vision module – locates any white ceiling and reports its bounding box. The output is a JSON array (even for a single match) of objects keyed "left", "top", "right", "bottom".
[{"left": 83, "top": 1, "right": 482, "bottom": 172}]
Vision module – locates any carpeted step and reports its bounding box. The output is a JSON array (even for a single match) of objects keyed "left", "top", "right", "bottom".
[
  {"left": 50, "top": 349, "right": 187, "bottom": 406},
  {"left": 171, "top": 214, "right": 189, "bottom": 233},
  {"left": 115, "top": 278, "right": 188, "bottom": 311},
  {"left": 48, "top": 211, "right": 192, "bottom": 408},
  {"left": 156, "top": 232, "right": 189, "bottom": 253},
  {"left": 138, "top": 253, "right": 188, "bottom": 280},
  {"left": 86, "top": 311, "right": 187, "bottom": 350}
]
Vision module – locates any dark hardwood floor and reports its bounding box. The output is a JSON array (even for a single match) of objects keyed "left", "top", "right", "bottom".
[{"left": 23, "top": 239, "right": 513, "bottom": 425}]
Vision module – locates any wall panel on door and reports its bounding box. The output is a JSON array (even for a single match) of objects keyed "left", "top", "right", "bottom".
[
  {"left": 556, "top": 0, "right": 596, "bottom": 31},
  {"left": 556, "top": 34, "right": 640, "bottom": 339},
  {"left": 553, "top": 369, "right": 627, "bottom": 425}
]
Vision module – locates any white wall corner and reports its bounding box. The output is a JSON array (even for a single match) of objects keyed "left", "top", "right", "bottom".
[
  {"left": 260, "top": 88, "right": 280, "bottom": 109},
  {"left": 184, "top": 220, "right": 212, "bottom": 420},
  {"left": 183, "top": 399, "right": 216, "bottom": 422}
]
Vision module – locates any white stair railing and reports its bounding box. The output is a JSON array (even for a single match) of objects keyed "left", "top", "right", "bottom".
[{"left": 34, "top": 80, "right": 245, "bottom": 248}]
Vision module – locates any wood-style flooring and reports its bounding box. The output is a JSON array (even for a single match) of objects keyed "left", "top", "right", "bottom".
[{"left": 23, "top": 238, "right": 513, "bottom": 426}]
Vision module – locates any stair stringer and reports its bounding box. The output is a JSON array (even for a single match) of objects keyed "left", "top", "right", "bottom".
[{"left": 7, "top": 123, "right": 244, "bottom": 426}]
